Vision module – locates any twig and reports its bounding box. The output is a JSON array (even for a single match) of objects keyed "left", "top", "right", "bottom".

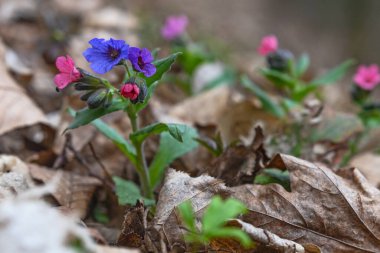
[{"left": 230, "top": 219, "right": 306, "bottom": 253}]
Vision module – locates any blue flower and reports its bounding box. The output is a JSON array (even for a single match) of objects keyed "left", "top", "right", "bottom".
[
  {"left": 128, "top": 47, "right": 156, "bottom": 77},
  {"left": 83, "top": 38, "right": 129, "bottom": 74}
]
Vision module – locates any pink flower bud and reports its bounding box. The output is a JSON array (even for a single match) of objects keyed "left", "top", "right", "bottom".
[
  {"left": 120, "top": 83, "right": 140, "bottom": 100},
  {"left": 257, "top": 35, "right": 278, "bottom": 56}
]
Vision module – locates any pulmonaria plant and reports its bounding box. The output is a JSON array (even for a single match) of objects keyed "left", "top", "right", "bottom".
[
  {"left": 53, "top": 37, "right": 198, "bottom": 204},
  {"left": 242, "top": 34, "right": 354, "bottom": 118},
  {"left": 351, "top": 64, "right": 380, "bottom": 128}
]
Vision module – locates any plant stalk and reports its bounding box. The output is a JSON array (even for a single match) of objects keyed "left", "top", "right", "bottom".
[{"left": 128, "top": 109, "right": 153, "bottom": 199}]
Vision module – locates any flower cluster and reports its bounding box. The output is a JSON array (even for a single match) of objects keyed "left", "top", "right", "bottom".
[
  {"left": 353, "top": 64, "right": 380, "bottom": 91},
  {"left": 53, "top": 38, "right": 157, "bottom": 108}
]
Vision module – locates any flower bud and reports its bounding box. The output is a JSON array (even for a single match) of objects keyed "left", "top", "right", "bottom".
[
  {"left": 77, "top": 68, "right": 103, "bottom": 86},
  {"left": 87, "top": 89, "right": 107, "bottom": 109},
  {"left": 120, "top": 83, "right": 139, "bottom": 100},
  {"left": 74, "top": 82, "right": 101, "bottom": 91},
  {"left": 266, "top": 49, "right": 294, "bottom": 72},
  {"left": 103, "top": 92, "right": 114, "bottom": 108},
  {"left": 131, "top": 83, "right": 147, "bottom": 104}
]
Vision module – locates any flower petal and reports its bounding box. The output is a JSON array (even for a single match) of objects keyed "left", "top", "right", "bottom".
[
  {"left": 55, "top": 56, "right": 74, "bottom": 73},
  {"left": 141, "top": 48, "right": 153, "bottom": 63},
  {"left": 142, "top": 63, "right": 156, "bottom": 77},
  {"left": 54, "top": 73, "right": 71, "bottom": 89}
]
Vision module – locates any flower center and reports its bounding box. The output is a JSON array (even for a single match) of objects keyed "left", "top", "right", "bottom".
[
  {"left": 138, "top": 56, "right": 144, "bottom": 67},
  {"left": 109, "top": 48, "right": 120, "bottom": 60}
]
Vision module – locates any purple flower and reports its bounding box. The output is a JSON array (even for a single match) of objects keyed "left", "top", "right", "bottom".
[
  {"left": 83, "top": 38, "right": 129, "bottom": 74},
  {"left": 128, "top": 47, "right": 156, "bottom": 77},
  {"left": 161, "top": 15, "right": 188, "bottom": 41}
]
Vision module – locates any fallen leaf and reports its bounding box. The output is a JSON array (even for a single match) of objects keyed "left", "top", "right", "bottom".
[
  {"left": 0, "top": 155, "right": 34, "bottom": 199},
  {"left": 350, "top": 153, "right": 380, "bottom": 188},
  {"left": 96, "top": 245, "right": 139, "bottom": 253},
  {"left": 233, "top": 154, "right": 380, "bottom": 253},
  {"left": 117, "top": 201, "right": 145, "bottom": 248},
  {"left": 0, "top": 39, "right": 49, "bottom": 136},
  {"left": 29, "top": 164, "right": 101, "bottom": 218},
  {"left": 152, "top": 169, "right": 229, "bottom": 251},
  {"left": 207, "top": 126, "right": 269, "bottom": 186}
]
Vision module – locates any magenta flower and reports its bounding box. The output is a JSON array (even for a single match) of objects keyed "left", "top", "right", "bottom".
[
  {"left": 161, "top": 15, "right": 188, "bottom": 41},
  {"left": 353, "top": 64, "right": 380, "bottom": 90},
  {"left": 54, "top": 55, "right": 81, "bottom": 90},
  {"left": 257, "top": 35, "right": 278, "bottom": 56},
  {"left": 120, "top": 83, "right": 140, "bottom": 100}
]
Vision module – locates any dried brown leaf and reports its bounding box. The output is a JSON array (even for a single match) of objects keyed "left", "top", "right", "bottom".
[
  {"left": 208, "top": 126, "right": 269, "bottom": 186},
  {"left": 0, "top": 40, "right": 49, "bottom": 136},
  {"left": 117, "top": 201, "right": 145, "bottom": 248},
  {"left": 350, "top": 153, "right": 380, "bottom": 188},
  {"left": 0, "top": 155, "right": 34, "bottom": 199},
  {"left": 95, "top": 245, "right": 139, "bottom": 253},
  {"left": 233, "top": 154, "right": 380, "bottom": 253},
  {"left": 29, "top": 164, "right": 101, "bottom": 218}
]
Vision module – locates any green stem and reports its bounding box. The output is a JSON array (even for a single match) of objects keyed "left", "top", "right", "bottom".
[{"left": 127, "top": 108, "right": 153, "bottom": 199}]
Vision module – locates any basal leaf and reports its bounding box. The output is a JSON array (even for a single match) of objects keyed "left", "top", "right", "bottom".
[
  {"left": 241, "top": 75, "right": 285, "bottom": 118},
  {"left": 113, "top": 176, "right": 155, "bottom": 206},
  {"left": 149, "top": 125, "right": 198, "bottom": 189},
  {"left": 295, "top": 53, "right": 310, "bottom": 77},
  {"left": 260, "top": 68, "right": 296, "bottom": 88},
  {"left": 310, "top": 59, "right": 355, "bottom": 86}
]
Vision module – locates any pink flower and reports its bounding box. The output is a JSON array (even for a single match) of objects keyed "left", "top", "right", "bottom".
[
  {"left": 353, "top": 64, "right": 380, "bottom": 90},
  {"left": 161, "top": 15, "right": 188, "bottom": 41},
  {"left": 120, "top": 83, "right": 140, "bottom": 100},
  {"left": 257, "top": 35, "right": 278, "bottom": 56},
  {"left": 54, "top": 55, "right": 81, "bottom": 90}
]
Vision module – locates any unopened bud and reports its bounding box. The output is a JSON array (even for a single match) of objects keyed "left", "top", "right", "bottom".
[
  {"left": 87, "top": 89, "right": 107, "bottom": 109},
  {"left": 266, "top": 49, "right": 294, "bottom": 72}
]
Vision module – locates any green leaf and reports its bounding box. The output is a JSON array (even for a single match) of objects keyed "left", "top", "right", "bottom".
[
  {"left": 93, "top": 207, "right": 110, "bottom": 224},
  {"left": 113, "top": 176, "right": 155, "bottom": 206},
  {"left": 254, "top": 168, "right": 290, "bottom": 191},
  {"left": 144, "top": 52, "right": 181, "bottom": 87},
  {"left": 202, "top": 196, "right": 247, "bottom": 232},
  {"left": 130, "top": 123, "right": 184, "bottom": 145},
  {"left": 178, "top": 201, "right": 197, "bottom": 232},
  {"left": 260, "top": 68, "right": 296, "bottom": 88},
  {"left": 67, "top": 100, "right": 126, "bottom": 130},
  {"left": 241, "top": 75, "right": 285, "bottom": 118},
  {"left": 295, "top": 53, "right": 310, "bottom": 77},
  {"left": 178, "top": 196, "right": 253, "bottom": 248},
  {"left": 205, "top": 227, "right": 253, "bottom": 248},
  {"left": 91, "top": 119, "right": 137, "bottom": 166},
  {"left": 310, "top": 59, "right": 355, "bottom": 86},
  {"left": 291, "top": 83, "right": 318, "bottom": 102},
  {"left": 149, "top": 125, "right": 198, "bottom": 189}
]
